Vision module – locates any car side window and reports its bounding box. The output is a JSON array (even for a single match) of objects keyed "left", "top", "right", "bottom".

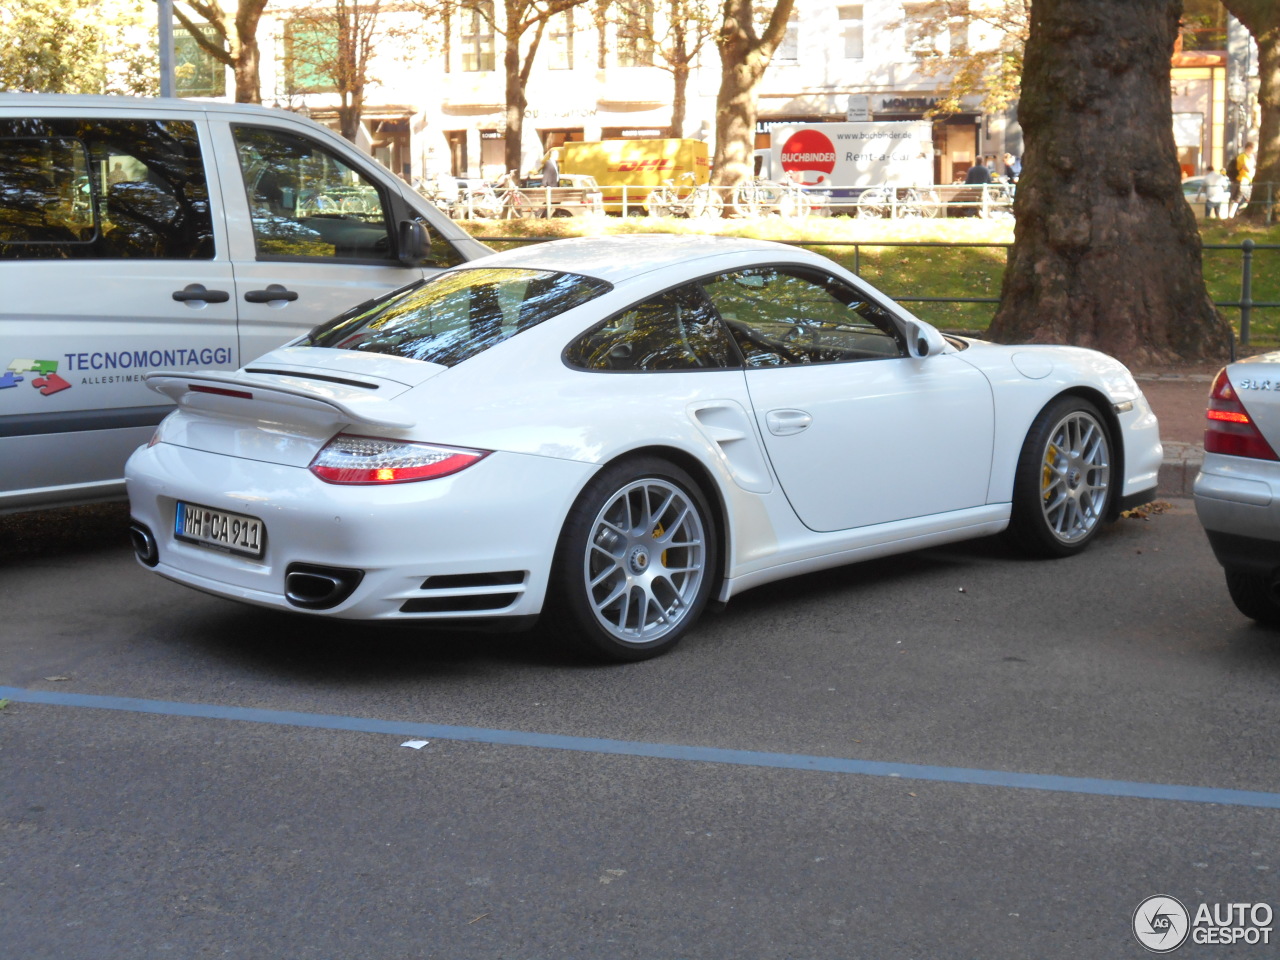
[
  {"left": 233, "top": 124, "right": 406, "bottom": 263},
  {"left": 565, "top": 283, "right": 739, "bottom": 372},
  {"left": 0, "top": 118, "right": 214, "bottom": 260},
  {"left": 701, "top": 266, "right": 904, "bottom": 367}
]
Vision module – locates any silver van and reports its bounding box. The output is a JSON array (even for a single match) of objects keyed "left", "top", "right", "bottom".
[{"left": 0, "top": 94, "right": 492, "bottom": 514}]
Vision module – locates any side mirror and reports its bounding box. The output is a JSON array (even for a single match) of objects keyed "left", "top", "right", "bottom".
[
  {"left": 905, "top": 319, "right": 947, "bottom": 359},
  {"left": 397, "top": 219, "right": 428, "bottom": 266}
]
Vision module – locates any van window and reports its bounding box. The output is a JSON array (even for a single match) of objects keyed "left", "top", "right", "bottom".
[
  {"left": 233, "top": 124, "right": 404, "bottom": 264},
  {"left": 0, "top": 118, "right": 214, "bottom": 260}
]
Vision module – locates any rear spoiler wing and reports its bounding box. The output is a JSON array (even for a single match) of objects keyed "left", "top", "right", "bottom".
[{"left": 144, "top": 370, "right": 416, "bottom": 430}]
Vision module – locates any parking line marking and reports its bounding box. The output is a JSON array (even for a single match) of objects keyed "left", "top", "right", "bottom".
[{"left": 4, "top": 685, "right": 1280, "bottom": 809}]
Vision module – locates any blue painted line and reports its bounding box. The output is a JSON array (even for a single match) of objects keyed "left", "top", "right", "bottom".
[{"left": 4, "top": 685, "right": 1280, "bottom": 809}]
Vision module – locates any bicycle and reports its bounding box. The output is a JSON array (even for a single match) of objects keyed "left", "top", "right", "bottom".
[
  {"left": 855, "top": 186, "right": 941, "bottom": 219},
  {"left": 493, "top": 170, "right": 535, "bottom": 220},
  {"left": 646, "top": 173, "right": 723, "bottom": 219}
]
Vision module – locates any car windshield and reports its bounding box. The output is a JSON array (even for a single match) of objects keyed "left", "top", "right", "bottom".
[{"left": 304, "top": 266, "right": 612, "bottom": 367}]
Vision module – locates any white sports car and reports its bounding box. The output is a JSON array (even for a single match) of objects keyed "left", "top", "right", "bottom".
[{"left": 125, "top": 235, "right": 1162, "bottom": 660}]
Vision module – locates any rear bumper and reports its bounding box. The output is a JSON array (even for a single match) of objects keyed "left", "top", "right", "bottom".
[
  {"left": 126, "top": 441, "right": 595, "bottom": 622},
  {"left": 1194, "top": 452, "right": 1280, "bottom": 572}
]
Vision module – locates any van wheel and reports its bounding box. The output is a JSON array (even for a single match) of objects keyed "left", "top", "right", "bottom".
[{"left": 550, "top": 458, "right": 717, "bottom": 662}]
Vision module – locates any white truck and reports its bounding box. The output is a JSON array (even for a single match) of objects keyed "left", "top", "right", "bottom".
[{"left": 765, "top": 121, "right": 934, "bottom": 188}]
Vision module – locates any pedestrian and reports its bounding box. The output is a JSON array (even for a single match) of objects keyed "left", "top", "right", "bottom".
[
  {"left": 1002, "top": 152, "right": 1021, "bottom": 183},
  {"left": 1196, "top": 164, "right": 1229, "bottom": 220},
  {"left": 1228, "top": 140, "right": 1257, "bottom": 218},
  {"left": 963, "top": 158, "right": 993, "bottom": 184},
  {"left": 541, "top": 149, "right": 559, "bottom": 188}
]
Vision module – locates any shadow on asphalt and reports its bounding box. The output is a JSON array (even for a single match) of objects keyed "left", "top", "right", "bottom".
[{"left": 0, "top": 501, "right": 132, "bottom": 563}]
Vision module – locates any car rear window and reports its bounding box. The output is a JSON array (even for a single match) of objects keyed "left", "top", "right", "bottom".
[{"left": 304, "top": 266, "right": 612, "bottom": 367}]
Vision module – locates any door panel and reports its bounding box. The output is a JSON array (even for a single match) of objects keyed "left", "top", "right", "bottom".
[{"left": 745, "top": 355, "right": 995, "bottom": 531}]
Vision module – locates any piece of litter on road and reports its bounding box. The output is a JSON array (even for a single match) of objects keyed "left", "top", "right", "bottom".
[
  {"left": 43, "top": 676, "right": 70, "bottom": 682},
  {"left": 401, "top": 739, "right": 430, "bottom": 749}
]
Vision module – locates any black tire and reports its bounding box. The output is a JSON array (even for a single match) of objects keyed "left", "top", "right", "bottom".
[
  {"left": 1224, "top": 567, "right": 1280, "bottom": 626},
  {"left": 549, "top": 457, "right": 718, "bottom": 662},
  {"left": 1007, "top": 395, "right": 1114, "bottom": 558}
]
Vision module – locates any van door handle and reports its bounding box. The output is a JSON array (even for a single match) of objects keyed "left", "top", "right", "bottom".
[
  {"left": 765, "top": 409, "right": 812, "bottom": 436},
  {"left": 172, "top": 283, "right": 230, "bottom": 303},
  {"left": 244, "top": 284, "right": 299, "bottom": 304}
]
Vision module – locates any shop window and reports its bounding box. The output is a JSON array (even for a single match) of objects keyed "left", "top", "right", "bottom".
[
  {"left": 284, "top": 17, "right": 339, "bottom": 94},
  {"left": 174, "top": 24, "right": 226, "bottom": 98}
]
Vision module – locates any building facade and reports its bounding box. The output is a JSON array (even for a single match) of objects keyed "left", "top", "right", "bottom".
[{"left": 178, "top": 0, "right": 1248, "bottom": 186}]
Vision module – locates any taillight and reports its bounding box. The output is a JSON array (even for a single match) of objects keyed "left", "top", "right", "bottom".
[
  {"left": 1205, "top": 370, "right": 1279, "bottom": 460},
  {"left": 309, "top": 434, "right": 490, "bottom": 484}
]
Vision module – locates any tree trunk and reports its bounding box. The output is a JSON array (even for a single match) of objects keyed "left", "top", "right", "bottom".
[
  {"left": 504, "top": 38, "right": 526, "bottom": 175},
  {"left": 232, "top": 2, "right": 266, "bottom": 103},
  {"left": 670, "top": 60, "right": 689, "bottom": 138},
  {"left": 988, "top": 0, "right": 1231, "bottom": 365},
  {"left": 1220, "top": 0, "right": 1280, "bottom": 213},
  {"left": 710, "top": 0, "right": 793, "bottom": 190},
  {"left": 232, "top": 45, "right": 261, "bottom": 103}
]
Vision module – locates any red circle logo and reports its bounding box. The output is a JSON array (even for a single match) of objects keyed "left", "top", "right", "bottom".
[{"left": 779, "top": 130, "right": 837, "bottom": 185}]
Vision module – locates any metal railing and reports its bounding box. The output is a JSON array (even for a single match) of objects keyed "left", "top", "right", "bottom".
[{"left": 473, "top": 233, "right": 1279, "bottom": 349}]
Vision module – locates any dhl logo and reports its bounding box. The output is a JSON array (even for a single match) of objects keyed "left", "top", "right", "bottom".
[{"left": 612, "top": 159, "right": 675, "bottom": 172}]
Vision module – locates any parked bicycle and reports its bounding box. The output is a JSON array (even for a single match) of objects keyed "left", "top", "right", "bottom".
[
  {"left": 855, "top": 186, "right": 943, "bottom": 219},
  {"left": 731, "top": 177, "right": 829, "bottom": 219},
  {"left": 646, "top": 173, "right": 724, "bottom": 219},
  {"left": 493, "top": 170, "right": 535, "bottom": 220}
]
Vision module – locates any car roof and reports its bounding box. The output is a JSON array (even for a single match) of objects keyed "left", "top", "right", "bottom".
[
  {"left": 0, "top": 93, "right": 299, "bottom": 119},
  {"left": 463, "top": 234, "right": 811, "bottom": 285}
]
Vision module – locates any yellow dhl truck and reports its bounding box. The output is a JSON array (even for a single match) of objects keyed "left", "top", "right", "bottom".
[{"left": 556, "top": 139, "right": 710, "bottom": 213}]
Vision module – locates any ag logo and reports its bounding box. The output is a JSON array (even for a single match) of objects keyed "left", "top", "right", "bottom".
[{"left": 1133, "top": 895, "right": 1190, "bottom": 953}]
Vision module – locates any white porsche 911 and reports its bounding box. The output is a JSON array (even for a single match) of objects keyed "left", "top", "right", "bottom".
[{"left": 125, "top": 235, "right": 1161, "bottom": 660}]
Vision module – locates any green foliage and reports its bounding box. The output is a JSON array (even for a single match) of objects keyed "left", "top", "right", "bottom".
[{"left": 0, "top": 0, "right": 157, "bottom": 95}]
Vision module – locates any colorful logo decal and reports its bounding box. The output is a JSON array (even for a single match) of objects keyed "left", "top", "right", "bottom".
[
  {"left": 779, "top": 129, "right": 837, "bottom": 186},
  {"left": 4, "top": 358, "right": 71, "bottom": 396}
]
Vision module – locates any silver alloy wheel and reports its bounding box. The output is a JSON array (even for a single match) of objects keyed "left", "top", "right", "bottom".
[
  {"left": 582, "top": 477, "right": 707, "bottom": 645},
  {"left": 1039, "top": 409, "right": 1111, "bottom": 544}
]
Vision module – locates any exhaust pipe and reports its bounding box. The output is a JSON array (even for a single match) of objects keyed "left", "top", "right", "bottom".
[
  {"left": 284, "top": 562, "right": 364, "bottom": 610},
  {"left": 129, "top": 520, "right": 159, "bottom": 567}
]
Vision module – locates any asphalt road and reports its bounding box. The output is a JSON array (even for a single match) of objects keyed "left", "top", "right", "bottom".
[{"left": 2, "top": 499, "right": 1279, "bottom": 959}]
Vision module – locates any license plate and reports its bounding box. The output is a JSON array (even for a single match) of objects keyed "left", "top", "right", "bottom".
[{"left": 175, "top": 501, "right": 265, "bottom": 558}]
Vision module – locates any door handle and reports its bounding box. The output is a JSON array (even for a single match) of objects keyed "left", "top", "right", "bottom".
[
  {"left": 244, "top": 284, "right": 299, "bottom": 304},
  {"left": 766, "top": 409, "right": 812, "bottom": 436},
  {"left": 172, "top": 283, "right": 230, "bottom": 303}
]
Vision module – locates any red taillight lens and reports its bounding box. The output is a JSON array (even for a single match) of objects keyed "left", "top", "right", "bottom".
[
  {"left": 1204, "top": 370, "right": 1279, "bottom": 460},
  {"left": 309, "top": 434, "right": 490, "bottom": 484}
]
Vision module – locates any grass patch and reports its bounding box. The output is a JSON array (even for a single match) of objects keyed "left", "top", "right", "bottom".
[{"left": 463, "top": 213, "right": 1280, "bottom": 349}]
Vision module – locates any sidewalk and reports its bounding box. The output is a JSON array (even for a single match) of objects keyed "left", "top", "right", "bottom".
[{"left": 1133, "top": 366, "right": 1217, "bottom": 499}]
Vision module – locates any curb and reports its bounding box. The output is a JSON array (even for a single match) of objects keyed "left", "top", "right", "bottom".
[{"left": 1158, "top": 441, "right": 1203, "bottom": 499}]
